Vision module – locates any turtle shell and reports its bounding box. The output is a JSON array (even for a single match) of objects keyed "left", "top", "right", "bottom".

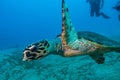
[{"left": 77, "top": 31, "right": 120, "bottom": 47}]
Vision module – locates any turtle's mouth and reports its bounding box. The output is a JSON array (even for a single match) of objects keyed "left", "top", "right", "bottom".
[
  {"left": 22, "top": 54, "right": 44, "bottom": 61},
  {"left": 36, "top": 55, "right": 44, "bottom": 60}
]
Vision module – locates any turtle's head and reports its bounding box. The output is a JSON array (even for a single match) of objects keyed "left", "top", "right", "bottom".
[{"left": 23, "top": 40, "right": 50, "bottom": 61}]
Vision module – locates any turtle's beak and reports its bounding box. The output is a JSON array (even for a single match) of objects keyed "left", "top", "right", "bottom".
[
  {"left": 23, "top": 51, "right": 28, "bottom": 61},
  {"left": 23, "top": 56, "right": 27, "bottom": 61},
  {"left": 23, "top": 58, "right": 27, "bottom": 61}
]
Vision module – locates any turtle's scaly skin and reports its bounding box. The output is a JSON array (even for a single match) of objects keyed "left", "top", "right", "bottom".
[{"left": 23, "top": 0, "right": 120, "bottom": 64}]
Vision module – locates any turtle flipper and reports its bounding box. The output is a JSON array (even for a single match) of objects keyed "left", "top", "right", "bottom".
[
  {"left": 89, "top": 46, "right": 120, "bottom": 64},
  {"left": 110, "top": 47, "right": 120, "bottom": 53},
  {"left": 61, "top": 0, "right": 78, "bottom": 49},
  {"left": 89, "top": 54, "right": 105, "bottom": 64}
]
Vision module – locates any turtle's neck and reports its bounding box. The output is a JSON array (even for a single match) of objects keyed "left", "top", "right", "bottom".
[{"left": 47, "top": 37, "right": 64, "bottom": 56}]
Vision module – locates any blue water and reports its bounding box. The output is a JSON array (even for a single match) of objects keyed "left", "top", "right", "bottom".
[
  {"left": 0, "top": 0, "right": 120, "bottom": 80},
  {"left": 0, "top": 0, "right": 120, "bottom": 49}
]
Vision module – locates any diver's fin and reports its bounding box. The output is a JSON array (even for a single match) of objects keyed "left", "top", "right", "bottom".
[
  {"left": 89, "top": 54, "right": 105, "bottom": 64},
  {"left": 61, "top": 0, "right": 78, "bottom": 49},
  {"left": 100, "top": 12, "right": 110, "bottom": 19}
]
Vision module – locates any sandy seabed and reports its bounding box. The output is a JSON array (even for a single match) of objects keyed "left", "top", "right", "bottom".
[{"left": 0, "top": 47, "right": 120, "bottom": 80}]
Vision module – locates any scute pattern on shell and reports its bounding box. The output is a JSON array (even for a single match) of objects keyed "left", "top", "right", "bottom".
[{"left": 77, "top": 31, "right": 120, "bottom": 47}]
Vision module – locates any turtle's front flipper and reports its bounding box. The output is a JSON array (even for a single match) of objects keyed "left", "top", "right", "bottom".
[{"left": 62, "top": 0, "right": 78, "bottom": 49}]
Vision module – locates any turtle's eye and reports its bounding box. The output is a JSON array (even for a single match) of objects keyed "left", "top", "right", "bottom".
[
  {"left": 26, "top": 52, "right": 32, "bottom": 57},
  {"left": 31, "top": 46, "right": 38, "bottom": 52},
  {"left": 25, "top": 51, "right": 37, "bottom": 59}
]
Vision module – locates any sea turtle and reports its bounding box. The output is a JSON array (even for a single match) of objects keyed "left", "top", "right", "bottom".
[{"left": 23, "top": 0, "right": 120, "bottom": 64}]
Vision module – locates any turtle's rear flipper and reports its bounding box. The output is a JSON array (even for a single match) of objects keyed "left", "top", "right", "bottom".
[
  {"left": 89, "top": 54, "right": 105, "bottom": 64},
  {"left": 114, "top": 47, "right": 120, "bottom": 53},
  {"left": 61, "top": 0, "right": 78, "bottom": 49},
  {"left": 106, "top": 47, "right": 120, "bottom": 53}
]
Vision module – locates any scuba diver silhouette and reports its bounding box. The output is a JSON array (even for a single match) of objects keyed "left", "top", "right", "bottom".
[
  {"left": 86, "top": 0, "right": 110, "bottom": 19},
  {"left": 113, "top": 1, "right": 120, "bottom": 21}
]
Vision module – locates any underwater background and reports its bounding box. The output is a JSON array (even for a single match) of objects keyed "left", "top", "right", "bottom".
[{"left": 0, "top": 0, "right": 120, "bottom": 80}]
